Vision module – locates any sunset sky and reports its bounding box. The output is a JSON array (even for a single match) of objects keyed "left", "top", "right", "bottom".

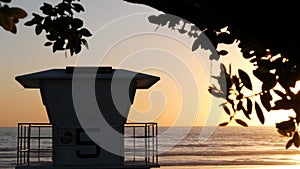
[{"left": 0, "top": 0, "right": 295, "bottom": 127}]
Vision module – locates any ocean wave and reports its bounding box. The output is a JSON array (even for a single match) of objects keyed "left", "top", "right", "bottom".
[
  {"left": 160, "top": 150, "right": 300, "bottom": 157},
  {"left": 172, "top": 143, "right": 256, "bottom": 148},
  {"left": 0, "top": 147, "right": 16, "bottom": 152},
  {"left": 0, "top": 154, "right": 16, "bottom": 158}
]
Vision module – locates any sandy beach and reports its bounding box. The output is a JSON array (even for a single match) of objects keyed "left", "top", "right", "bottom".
[{"left": 160, "top": 165, "right": 300, "bottom": 169}]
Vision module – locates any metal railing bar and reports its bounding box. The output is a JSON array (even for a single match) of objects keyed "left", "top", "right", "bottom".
[
  {"left": 38, "top": 126, "right": 41, "bottom": 162},
  {"left": 17, "top": 122, "right": 158, "bottom": 166},
  {"left": 17, "top": 123, "right": 53, "bottom": 166},
  {"left": 124, "top": 122, "right": 158, "bottom": 166},
  {"left": 17, "top": 123, "right": 20, "bottom": 165},
  {"left": 23, "top": 125, "right": 26, "bottom": 164},
  {"left": 144, "top": 123, "right": 147, "bottom": 165},
  {"left": 133, "top": 126, "right": 136, "bottom": 161},
  {"left": 27, "top": 124, "right": 31, "bottom": 166},
  {"left": 156, "top": 123, "right": 158, "bottom": 164},
  {"left": 152, "top": 124, "right": 154, "bottom": 163},
  {"left": 20, "top": 137, "right": 52, "bottom": 139}
]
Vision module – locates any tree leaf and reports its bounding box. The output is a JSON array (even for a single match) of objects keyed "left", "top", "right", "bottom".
[
  {"left": 223, "top": 105, "right": 231, "bottom": 116},
  {"left": 208, "top": 86, "right": 225, "bottom": 98},
  {"left": 192, "top": 34, "right": 202, "bottom": 51},
  {"left": 262, "top": 78, "right": 277, "bottom": 91},
  {"left": 238, "top": 69, "right": 252, "bottom": 90},
  {"left": 71, "top": 18, "right": 83, "bottom": 28},
  {"left": 253, "top": 68, "right": 276, "bottom": 85},
  {"left": 72, "top": 3, "right": 85, "bottom": 12},
  {"left": 217, "top": 32, "right": 235, "bottom": 44},
  {"left": 40, "top": 3, "right": 53, "bottom": 15},
  {"left": 220, "top": 63, "right": 227, "bottom": 74},
  {"left": 46, "top": 34, "right": 57, "bottom": 41},
  {"left": 278, "top": 69, "right": 297, "bottom": 89},
  {"left": 277, "top": 129, "right": 289, "bottom": 137},
  {"left": 242, "top": 102, "right": 251, "bottom": 120},
  {"left": 0, "top": 13, "right": 14, "bottom": 31},
  {"left": 246, "top": 98, "right": 252, "bottom": 115},
  {"left": 9, "top": 22, "right": 16, "bottom": 33},
  {"left": 0, "top": 0, "right": 12, "bottom": 3},
  {"left": 232, "top": 75, "right": 241, "bottom": 91},
  {"left": 260, "top": 92, "right": 272, "bottom": 111},
  {"left": 12, "top": 17, "right": 19, "bottom": 24},
  {"left": 255, "top": 102, "right": 265, "bottom": 124},
  {"left": 273, "top": 90, "right": 286, "bottom": 99},
  {"left": 276, "top": 119, "right": 295, "bottom": 132},
  {"left": 219, "top": 50, "right": 228, "bottom": 56},
  {"left": 273, "top": 99, "right": 292, "bottom": 110},
  {"left": 81, "top": 39, "right": 89, "bottom": 49},
  {"left": 32, "top": 13, "right": 44, "bottom": 24},
  {"left": 52, "top": 40, "right": 64, "bottom": 53},
  {"left": 237, "top": 101, "right": 243, "bottom": 111},
  {"left": 24, "top": 13, "right": 43, "bottom": 26},
  {"left": 44, "top": 42, "right": 52, "bottom": 46},
  {"left": 35, "top": 24, "right": 42, "bottom": 35},
  {"left": 10, "top": 7, "right": 27, "bottom": 19},
  {"left": 74, "top": 44, "right": 81, "bottom": 54},
  {"left": 24, "top": 20, "right": 34, "bottom": 26},
  {"left": 236, "top": 94, "right": 243, "bottom": 100},
  {"left": 148, "top": 14, "right": 168, "bottom": 26},
  {"left": 70, "top": 47, "right": 74, "bottom": 56},
  {"left": 235, "top": 119, "right": 248, "bottom": 127},
  {"left": 293, "top": 132, "right": 300, "bottom": 148},
  {"left": 219, "top": 122, "right": 229, "bottom": 127},
  {"left": 286, "top": 139, "right": 293, "bottom": 149},
  {"left": 80, "top": 28, "right": 92, "bottom": 37},
  {"left": 250, "top": 58, "right": 257, "bottom": 63}
]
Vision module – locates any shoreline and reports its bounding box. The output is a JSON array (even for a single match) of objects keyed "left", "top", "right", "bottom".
[
  {"left": 158, "top": 161, "right": 300, "bottom": 169},
  {"left": 159, "top": 164, "right": 300, "bottom": 169}
]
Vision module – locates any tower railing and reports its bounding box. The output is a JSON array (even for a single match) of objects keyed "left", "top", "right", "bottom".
[
  {"left": 124, "top": 123, "right": 159, "bottom": 166},
  {"left": 16, "top": 123, "right": 52, "bottom": 166},
  {"left": 16, "top": 122, "right": 159, "bottom": 167}
]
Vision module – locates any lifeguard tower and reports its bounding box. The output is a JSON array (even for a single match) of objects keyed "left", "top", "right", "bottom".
[{"left": 14, "top": 66, "right": 160, "bottom": 169}]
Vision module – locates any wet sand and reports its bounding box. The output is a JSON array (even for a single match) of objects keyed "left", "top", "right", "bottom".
[{"left": 159, "top": 165, "right": 300, "bottom": 169}]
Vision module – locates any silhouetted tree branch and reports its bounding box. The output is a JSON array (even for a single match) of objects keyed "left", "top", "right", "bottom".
[
  {"left": 123, "top": 0, "right": 300, "bottom": 149},
  {"left": 0, "top": 0, "right": 27, "bottom": 33},
  {"left": 0, "top": 0, "right": 91, "bottom": 57}
]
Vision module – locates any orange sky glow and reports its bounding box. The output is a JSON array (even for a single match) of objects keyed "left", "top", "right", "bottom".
[{"left": 0, "top": 0, "right": 297, "bottom": 128}]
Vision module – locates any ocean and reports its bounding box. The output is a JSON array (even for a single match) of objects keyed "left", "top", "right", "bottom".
[{"left": 1, "top": 126, "right": 300, "bottom": 169}]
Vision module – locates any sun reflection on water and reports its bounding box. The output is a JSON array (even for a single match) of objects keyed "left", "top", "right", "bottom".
[{"left": 291, "top": 155, "right": 300, "bottom": 162}]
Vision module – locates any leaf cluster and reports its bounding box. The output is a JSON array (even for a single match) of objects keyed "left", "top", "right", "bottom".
[
  {"left": 124, "top": 0, "right": 300, "bottom": 150},
  {"left": 0, "top": 0, "right": 27, "bottom": 33},
  {"left": 209, "top": 64, "right": 265, "bottom": 127},
  {"left": 213, "top": 63, "right": 300, "bottom": 149},
  {"left": 148, "top": 14, "right": 232, "bottom": 60},
  {"left": 276, "top": 118, "right": 300, "bottom": 149},
  {"left": 24, "top": 0, "right": 91, "bottom": 56}
]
